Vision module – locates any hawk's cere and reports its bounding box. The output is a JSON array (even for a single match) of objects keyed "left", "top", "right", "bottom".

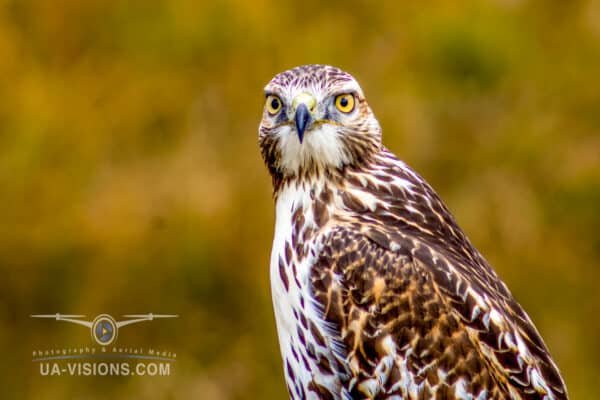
[{"left": 259, "top": 65, "right": 568, "bottom": 399}]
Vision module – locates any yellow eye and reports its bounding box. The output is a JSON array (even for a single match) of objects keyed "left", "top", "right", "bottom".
[
  {"left": 334, "top": 93, "right": 355, "bottom": 113},
  {"left": 266, "top": 95, "right": 282, "bottom": 115}
]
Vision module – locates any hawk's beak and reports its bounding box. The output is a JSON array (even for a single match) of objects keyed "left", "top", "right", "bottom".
[
  {"left": 293, "top": 93, "right": 316, "bottom": 144},
  {"left": 295, "top": 104, "right": 311, "bottom": 144}
]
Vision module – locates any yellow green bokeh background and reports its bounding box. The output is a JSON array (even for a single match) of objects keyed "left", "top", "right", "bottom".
[{"left": 1, "top": 1, "right": 598, "bottom": 398}]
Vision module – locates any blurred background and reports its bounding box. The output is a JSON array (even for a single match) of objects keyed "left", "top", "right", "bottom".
[{"left": 0, "top": 0, "right": 598, "bottom": 398}]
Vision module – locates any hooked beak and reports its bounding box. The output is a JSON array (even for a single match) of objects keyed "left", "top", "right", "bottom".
[
  {"left": 295, "top": 104, "right": 311, "bottom": 144},
  {"left": 292, "top": 93, "right": 316, "bottom": 144}
]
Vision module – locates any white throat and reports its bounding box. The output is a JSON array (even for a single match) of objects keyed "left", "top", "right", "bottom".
[{"left": 277, "top": 124, "right": 350, "bottom": 175}]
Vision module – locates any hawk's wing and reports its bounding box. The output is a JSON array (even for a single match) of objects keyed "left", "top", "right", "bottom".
[{"left": 310, "top": 225, "right": 568, "bottom": 399}]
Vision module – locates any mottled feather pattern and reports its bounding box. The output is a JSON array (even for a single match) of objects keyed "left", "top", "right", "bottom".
[{"left": 260, "top": 65, "right": 568, "bottom": 399}]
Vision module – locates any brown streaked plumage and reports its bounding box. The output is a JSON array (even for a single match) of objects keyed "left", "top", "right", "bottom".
[{"left": 259, "top": 64, "right": 568, "bottom": 399}]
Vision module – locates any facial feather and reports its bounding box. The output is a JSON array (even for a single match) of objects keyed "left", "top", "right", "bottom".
[{"left": 259, "top": 64, "right": 380, "bottom": 187}]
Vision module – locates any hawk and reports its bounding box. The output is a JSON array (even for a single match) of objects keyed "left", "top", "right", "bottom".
[{"left": 259, "top": 65, "right": 568, "bottom": 399}]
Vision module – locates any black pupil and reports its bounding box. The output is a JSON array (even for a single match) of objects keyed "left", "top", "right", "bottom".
[
  {"left": 270, "top": 98, "right": 279, "bottom": 110},
  {"left": 340, "top": 97, "right": 349, "bottom": 107}
]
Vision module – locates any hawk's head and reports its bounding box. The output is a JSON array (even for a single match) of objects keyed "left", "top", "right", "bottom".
[{"left": 259, "top": 65, "right": 382, "bottom": 185}]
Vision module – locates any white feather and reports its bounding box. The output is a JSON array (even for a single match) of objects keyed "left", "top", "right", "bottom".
[{"left": 278, "top": 124, "right": 350, "bottom": 175}]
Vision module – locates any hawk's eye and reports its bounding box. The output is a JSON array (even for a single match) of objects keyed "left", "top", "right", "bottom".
[
  {"left": 334, "top": 93, "right": 355, "bottom": 113},
  {"left": 266, "top": 95, "right": 282, "bottom": 115}
]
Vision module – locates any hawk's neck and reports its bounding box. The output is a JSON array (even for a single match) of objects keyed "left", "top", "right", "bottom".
[{"left": 273, "top": 147, "right": 482, "bottom": 268}]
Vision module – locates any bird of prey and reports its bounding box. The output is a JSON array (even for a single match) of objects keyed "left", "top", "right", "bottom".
[{"left": 259, "top": 65, "right": 568, "bottom": 400}]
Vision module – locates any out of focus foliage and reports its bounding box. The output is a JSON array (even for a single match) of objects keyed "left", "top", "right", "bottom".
[{"left": 1, "top": 0, "right": 598, "bottom": 398}]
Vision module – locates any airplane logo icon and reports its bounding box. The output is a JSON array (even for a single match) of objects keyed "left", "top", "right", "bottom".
[{"left": 30, "top": 313, "right": 178, "bottom": 346}]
